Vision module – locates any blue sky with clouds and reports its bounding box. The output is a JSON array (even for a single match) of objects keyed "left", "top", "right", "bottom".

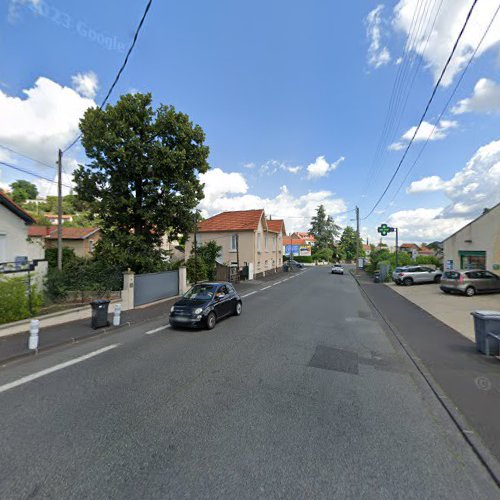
[{"left": 1, "top": 0, "right": 500, "bottom": 241}]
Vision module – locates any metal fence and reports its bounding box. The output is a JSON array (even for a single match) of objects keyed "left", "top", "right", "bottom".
[{"left": 134, "top": 270, "right": 179, "bottom": 307}]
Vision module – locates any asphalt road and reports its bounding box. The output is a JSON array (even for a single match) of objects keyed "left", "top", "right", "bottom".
[{"left": 0, "top": 267, "right": 498, "bottom": 499}]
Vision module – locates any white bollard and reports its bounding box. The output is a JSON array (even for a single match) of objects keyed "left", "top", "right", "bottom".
[
  {"left": 113, "top": 303, "right": 122, "bottom": 326},
  {"left": 28, "top": 319, "right": 40, "bottom": 351}
]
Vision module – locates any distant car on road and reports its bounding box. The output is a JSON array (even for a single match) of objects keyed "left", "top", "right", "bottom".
[
  {"left": 288, "top": 259, "right": 304, "bottom": 268},
  {"left": 393, "top": 266, "right": 442, "bottom": 286},
  {"left": 169, "top": 282, "right": 242, "bottom": 330},
  {"left": 440, "top": 269, "right": 500, "bottom": 297},
  {"left": 331, "top": 264, "right": 344, "bottom": 275}
]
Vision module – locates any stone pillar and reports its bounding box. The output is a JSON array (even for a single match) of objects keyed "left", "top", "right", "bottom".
[
  {"left": 121, "top": 269, "right": 135, "bottom": 311},
  {"left": 178, "top": 266, "right": 188, "bottom": 294}
]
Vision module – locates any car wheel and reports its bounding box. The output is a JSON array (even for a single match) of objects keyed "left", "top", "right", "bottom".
[
  {"left": 434, "top": 276, "right": 441, "bottom": 284},
  {"left": 465, "top": 286, "right": 476, "bottom": 297},
  {"left": 403, "top": 277, "right": 413, "bottom": 286},
  {"left": 442, "top": 289, "right": 450, "bottom": 294},
  {"left": 206, "top": 312, "right": 217, "bottom": 330},
  {"left": 234, "top": 301, "right": 242, "bottom": 316}
]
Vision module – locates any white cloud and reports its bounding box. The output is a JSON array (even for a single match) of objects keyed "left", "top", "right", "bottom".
[
  {"left": 407, "top": 139, "right": 500, "bottom": 218},
  {"left": 259, "top": 160, "right": 302, "bottom": 175},
  {"left": 306, "top": 155, "right": 345, "bottom": 179},
  {"left": 407, "top": 175, "right": 446, "bottom": 193},
  {"left": 243, "top": 162, "right": 256, "bottom": 169},
  {"left": 0, "top": 76, "right": 96, "bottom": 165},
  {"left": 366, "top": 5, "right": 392, "bottom": 68},
  {"left": 387, "top": 207, "right": 470, "bottom": 241},
  {"left": 452, "top": 78, "right": 500, "bottom": 114},
  {"left": 71, "top": 71, "right": 99, "bottom": 99},
  {"left": 389, "top": 120, "right": 457, "bottom": 150},
  {"left": 198, "top": 168, "right": 347, "bottom": 233},
  {"left": 8, "top": 0, "right": 41, "bottom": 23},
  {"left": 393, "top": 0, "right": 500, "bottom": 86},
  {"left": 394, "top": 139, "right": 500, "bottom": 240}
]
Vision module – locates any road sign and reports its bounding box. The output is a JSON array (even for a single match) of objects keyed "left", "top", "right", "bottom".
[{"left": 377, "top": 224, "right": 394, "bottom": 236}]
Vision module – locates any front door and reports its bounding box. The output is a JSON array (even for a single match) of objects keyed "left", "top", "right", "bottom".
[{"left": 214, "top": 285, "right": 232, "bottom": 317}]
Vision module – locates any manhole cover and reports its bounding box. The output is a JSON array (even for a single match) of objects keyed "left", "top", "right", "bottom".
[{"left": 308, "top": 345, "right": 359, "bottom": 375}]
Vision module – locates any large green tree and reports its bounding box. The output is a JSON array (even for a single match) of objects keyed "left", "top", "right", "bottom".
[
  {"left": 338, "top": 226, "right": 365, "bottom": 261},
  {"left": 10, "top": 180, "right": 38, "bottom": 203},
  {"left": 74, "top": 93, "right": 210, "bottom": 272},
  {"left": 309, "top": 204, "right": 340, "bottom": 250}
]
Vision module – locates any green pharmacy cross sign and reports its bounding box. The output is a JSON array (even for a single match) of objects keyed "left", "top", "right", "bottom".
[{"left": 377, "top": 224, "right": 395, "bottom": 237}]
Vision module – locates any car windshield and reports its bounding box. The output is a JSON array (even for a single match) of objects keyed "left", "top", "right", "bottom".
[{"left": 183, "top": 284, "right": 216, "bottom": 300}]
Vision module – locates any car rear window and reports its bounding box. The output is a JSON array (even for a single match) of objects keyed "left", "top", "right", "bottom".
[{"left": 444, "top": 271, "right": 460, "bottom": 279}]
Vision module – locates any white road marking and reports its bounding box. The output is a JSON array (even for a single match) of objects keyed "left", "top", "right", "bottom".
[
  {"left": 275, "top": 280, "right": 284, "bottom": 284},
  {"left": 145, "top": 325, "right": 170, "bottom": 335},
  {"left": 241, "top": 291, "right": 257, "bottom": 298},
  {"left": 261, "top": 285, "right": 272, "bottom": 290},
  {"left": 0, "top": 344, "right": 119, "bottom": 395}
]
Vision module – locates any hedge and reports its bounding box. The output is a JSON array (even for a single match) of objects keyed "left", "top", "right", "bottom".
[
  {"left": 0, "top": 276, "right": 42, "bottom": 324},
  {"left": 289, "top": 255, "right": 313, "bottom": 263}
]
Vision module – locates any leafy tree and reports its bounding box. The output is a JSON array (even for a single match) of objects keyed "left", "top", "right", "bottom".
[
  {"left": 309, "top": 204, "right": 340, "bottom": 249},
  {"left": 186, "top": 255, "right": 207, "bottom": 283},
  {"left": 74, "top": 92, "right": 210, "bottom": 273},
  {"left": 10, "top": 180, "right": 38, "bottom": 203},
  {"left": 197, "top": 240, "right": 222, "bottom": 281},
  {"left": 338, "top": 226, "right": 365, "bottom": 261},
  {"left": 312, "top": 248, "right": 333, "bottom": 262}
]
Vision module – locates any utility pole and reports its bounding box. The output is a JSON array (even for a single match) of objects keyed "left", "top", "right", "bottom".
[
  {"left": 193, "top": 214, "right": 198, "bottom": 283},
  {"left": 236, "top": 233, "right": 240, "bottom": 276},
  {"left": 355, "top": 205, "right": 360, "bottom": 272},
  {"left": 395, "top": 227, "right": 399, "bottom": 268},
  {"left": 57, "top": 149, "right": 63, "bottom": 271}
]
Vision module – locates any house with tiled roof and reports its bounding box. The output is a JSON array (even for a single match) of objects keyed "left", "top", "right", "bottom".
[
  {"left": 0, "top": 191, "right": 43, "bottom": 263},
  {"left": 185, "top": 209, "right": 285, "bottom": 278},
  {"left": 290, "top": 232, "right": 316, "bottom": 246},
  {"left": 28, "top": 226, "right": 101, "bottom": 258}
]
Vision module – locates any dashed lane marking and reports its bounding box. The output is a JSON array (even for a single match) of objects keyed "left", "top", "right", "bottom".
[
  {"left": 145, "top": 325, "right": 171, "bottom": 335},
  {"left": 0, "top": 344, "right": 120, "bottom": 395}
]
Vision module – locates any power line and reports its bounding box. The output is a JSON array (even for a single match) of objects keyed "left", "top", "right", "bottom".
[
  {"left": 362, "top": 0, "right": 480, "bottom": 220},
  {"left": 0, "top": 160, "right": 72, "bottom": 189},
  {"left": 0, "top": 143, "right": 55, "bottom": 170},
  {"left": 386, "top": 0, "right": 500, "bottom": 207},
  {"left": 63, "top": 0, "right": 154, "bottom": 153}
]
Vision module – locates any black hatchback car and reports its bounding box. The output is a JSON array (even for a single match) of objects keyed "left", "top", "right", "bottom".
[{"left": 169, "top": 282, "right": 242, "bottom": 330}]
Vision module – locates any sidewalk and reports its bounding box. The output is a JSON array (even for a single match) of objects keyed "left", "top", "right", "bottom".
[
  {"left": 0, "top": 270, "right": 290, "bottom": 365},
  {"left": 353, "top": 270, "right": 500, "bottom": 469}
]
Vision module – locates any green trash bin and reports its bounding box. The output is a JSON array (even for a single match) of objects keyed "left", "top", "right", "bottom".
[
  {"left": 470, "top": 310, "right": 500, "bottom": 355},
  {"left": 90, "top": 299, "right": 110, "bottom": 329}
]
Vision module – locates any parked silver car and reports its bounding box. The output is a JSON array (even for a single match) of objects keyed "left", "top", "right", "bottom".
[
  {"left": 393, "top": 265, "right": 442, "bottom": 286},
  {"left": 440, "top": 269, "right": 500, "bottom": 297}
]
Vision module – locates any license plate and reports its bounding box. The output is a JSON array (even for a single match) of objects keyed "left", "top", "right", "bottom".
[{"left": 175, "top": 316, "right": 191, "bottom": 322}]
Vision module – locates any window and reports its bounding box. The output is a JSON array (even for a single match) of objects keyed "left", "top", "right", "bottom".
[
  {"left": 230, "top": 234, "right": 238, "bottom": 251},
  {"left": 265, "top": 260, "right": 268, "bottom": 268},
  {"left": 257, "top": 233, "right": 261, "bottom": 251},
  {"left": 272, "top": 236, "right": 276, "bottom": 250},
  {"left": 0, "top": 234, "right": 6, "bottom": 262},
  {"left": 89, "top": 239, "right": 95, "bottom": 253},
  {"left": 459, "top": 251, "right": 486, "bottom": 270},
  {"left": 265, "top": 234, "right": 268, "bottom": 250}
]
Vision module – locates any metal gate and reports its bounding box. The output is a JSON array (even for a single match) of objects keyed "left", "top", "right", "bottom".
[
  {"left": 215, "top": 263, "right": 240, "bottom": 283},
  {"left": 134, "top": 270, "right": 179, "bottom": 307}
]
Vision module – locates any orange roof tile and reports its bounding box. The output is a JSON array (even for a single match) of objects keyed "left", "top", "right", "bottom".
[
  {"left": 283, "top": 236, "right": 306, "bottom": 246},
  {"left": 46, "top": 227, "right": 100, "bottom": 240},
  {"left": 28, "top": 225, "right": 51, "bottom": 237},
  {"left": 198, "top": 210, "right": 265, "bottom": 232},
  {"left": 267, "top": 219, "right": 286, "bottom": 234}
]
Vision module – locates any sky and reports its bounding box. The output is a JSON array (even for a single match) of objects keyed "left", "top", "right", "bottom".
[{"left": 1, "top": 0, "right": 500, "bottom": 243}]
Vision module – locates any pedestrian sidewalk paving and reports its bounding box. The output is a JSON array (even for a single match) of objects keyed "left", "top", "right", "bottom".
[{"left": 353, "top": 269, "right": 500, "bottom": 476}]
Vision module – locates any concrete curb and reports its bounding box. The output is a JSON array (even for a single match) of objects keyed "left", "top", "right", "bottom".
[{"left": 351, "top": 271, "right": 500, "bottom": 488}]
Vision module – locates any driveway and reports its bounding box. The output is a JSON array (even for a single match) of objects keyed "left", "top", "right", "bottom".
[{"left": 387, "top": 282, "right": 500, "bottom": 342}]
